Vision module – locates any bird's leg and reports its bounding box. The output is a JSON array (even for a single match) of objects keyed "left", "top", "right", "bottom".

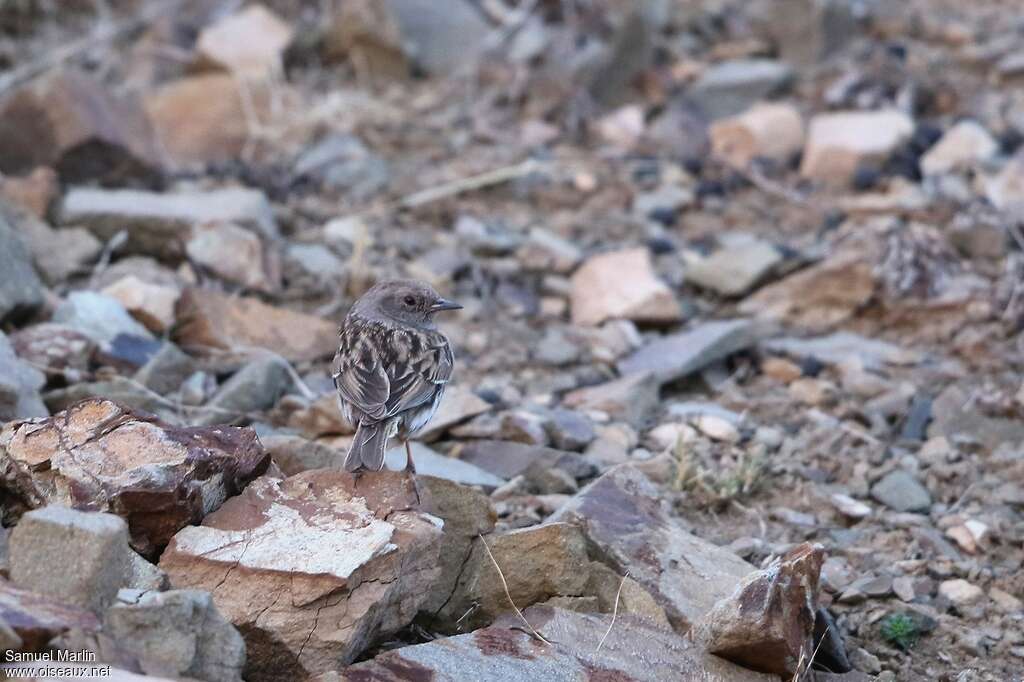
[{"left": 404, "top": 439, "right": 417, "bottom": 474}]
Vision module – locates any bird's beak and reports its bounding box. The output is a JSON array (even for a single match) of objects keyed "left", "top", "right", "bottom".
[{"left": 431, "top": 298, "right": 463, "bottom": 312}]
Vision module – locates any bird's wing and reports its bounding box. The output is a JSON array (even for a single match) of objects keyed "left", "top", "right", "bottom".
[{"left": 333, "top": 323, "right": 453, "bottom": 422}]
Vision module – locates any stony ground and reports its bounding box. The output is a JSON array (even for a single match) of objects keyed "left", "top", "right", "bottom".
[{"left": 1, "top": 1, "right": 1023, "bottom": 681}]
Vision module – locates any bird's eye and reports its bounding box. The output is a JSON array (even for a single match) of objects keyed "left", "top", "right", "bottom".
[{"left": 403, "top": 295, "right": 416, "bottom": 306}]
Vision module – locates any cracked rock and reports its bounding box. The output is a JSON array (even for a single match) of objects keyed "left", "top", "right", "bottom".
[
  {"left": 0, "top": 398, "right": 270, "bottom": 555},
  {"left": 159, "top": 470, "right": 444, "bottom": 681}
]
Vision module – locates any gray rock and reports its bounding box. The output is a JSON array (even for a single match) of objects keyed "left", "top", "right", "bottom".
[
  {"left": 294, "top": 133, "right": 390, "bottom": 199},
  {"left": 53, "top": 291, "right": 155, "bottom": 348},
  {"left": 518, "top": 228, "right": 582, "bottom": 274},
  {"left": 128, "top": 553, "right": 170, "bottom": 592},
  {"left": 633, "top": 184, "right": 694, "bottom": 218},
  {"left": 929, "top": 383, "right": 1024, "bottom": 452},
  {"left": 0, "top": 209, "right": 44, "bottom": 323},
  {"left": 691, "top": 59, "right": 795, "bottom": 120},
  {"left": 61, "top": 187, "right": 278, "bottom": 258},
  {"left": 685, "top": 241, "right": 783, "bottom": 296},
  {"left": 263, "top": 434, "right": 345, "bottom": 476},
  {"left": 0, "top": 330, "right": 48, "bottom": 422},
  {"left": 546, "top": 408, "right": 597, "bottom": 451},
  {"left": 0, "top": 525, "right": 8, "bottom": 577},
  {"left": 534, "top": 328, "right": 583, "bottom": 366},
  {"left": 458, "top": 440, "right": 597, "bottom": 490},
  {"left": 870, "top": 470, "right": 932, "bottom": 513},
  {"left": 563, "top": 372, "right": 660, "bottom": 428},
  {"left": 10, "top": 506, "right": 133, "bottom": 613},
  {"left": 384, "top": 442, "right": 506, "bottom": 489},
  {"left": 106, "top": 589, "right": 245, "bottom": 682},
  {"left": 193, "top": 356, "right": 294, "bottom": 426},
  {"left": 284, "top": 243, "right": 346, "bottom": 285},
  {"left": 762, "top": 332, "right": 923, "bottom": 371},
  {"left": 134, "top": 342, "right": 199, "bottom": 395},
  {"left": 44, "top": 376, "right": 167, "bottom": 416},
  {"left": 617, "top": 319, "right": 759, "bottom": 384},
  {"left": 757, "top": 0, "right": 860, "bottom": 68},
  {"left": 388, "top": 0, "right": 490, "bottom": 75}
]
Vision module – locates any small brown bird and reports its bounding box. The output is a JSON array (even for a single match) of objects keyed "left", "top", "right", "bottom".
[{"left": 332, "top": 279, "right": 461, "bottom": 473}]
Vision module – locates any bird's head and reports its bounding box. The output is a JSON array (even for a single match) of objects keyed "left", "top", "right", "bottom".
[{"left": 353, "top": 279, "right": 462, "bottom": 328}]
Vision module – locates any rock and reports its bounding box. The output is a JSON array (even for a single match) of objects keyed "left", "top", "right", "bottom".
[
  {"left": 632, "top": 184, "right": 694, "bottom": 219},
  {"left": 416, "top": 384, "right": 492, "bottom": 440},
  {"left": 105, "top": 589, "right": 245, "bottom": 682},
  {"left": 693, "top": 414, "right": 741, "bottom": 443},
  {"left": 195, "top": 4, "right": 293, "bottom": 78},
  {"left": 710, "top": 102, "right": 805, "bottom": 168},
  {"left": 800, "top": 110, "right": 915, "bottom": 186},
  {"left": 61, "top": 186, "right": 278, "bottom": 259},
  {"left": 920, "top": 120, "right": 998, "bottom": 176},
  {"left": 341, "top": 605, "right": 775, "bottom": 682},
  {"left": 986, "top": 149, "right": 1024, "bottom": 216},
  {"left": 739, "top": 251, "right": 876, "bottom": 330},
  {"left": 284, "top": 243, "right": 346, "bottom": 291},
  {"left": 133, "top": 342, "right": 198, "bottom": 395},
  {"left": 0, "top": 69, "right": 161, "bottom": 183},
  {"left": 457, "top": 440, "right": 597, "bottom": 491},
  {"left": 128, "top": 553, "right": 169, "bottom": 592},
  {"left": 435, "top": 522, "right": 592, "bottom": 630},
  {"left": 762, "top": 332, "right": 923, "bottom": 371},
  {"left": 939, "top": 579, "right": 985, "bottom": 607},
  {"left": 830, "top": 494, "right": 872, "bottom": 519},
  {"left": 691, "top": 59, "right": 795, "bottom": 120},
  {"left": 0, "top": 580, "right": 100, "bottom": 651},
  {"left": 929, "top": 383, "right": 1024, "bottom": 452},
  {"left": 7, "top": 205, "right": 101, "bottom": 285},
  {"left": 618, "top": 319, "right": 758, "bottom": 385},
  {"left": 383, "top": 442, "right": 506, "bottom": 489},
  {"left": 0, "top": 331, "right": 47, "bottom": 422},
  {"left": 892, "top": 576, "right": 916, "bottom": 602},
  {"left": 415, "top": 475, "right": 497, "bottom": 616},
  {"left": 685, "top": 241, "right": 784, "bottom": 296},
  {"left": 518, "top": 228, "right": 582, "bottom": 274},
  {"left": 546, "top": 408, "right": 597, "bottom": 451},
  {"left": 185, "top": 222, "right": 281, "bottom": 293},
  {"left": 870, "top": 470, "right": 932, "bottom": 513},
  {"left": 570, "top": 248, "right": 682, "bottom": 326},
  {"left": 0, "top": 398, "right": 270, "bottom": 556},
  {"left": 0, "top": 166, "right": 58, "bottom": 218},
  {"left": 697, "top": 543, "right": 824, "bottom": 675},
  {"left": 0, "top": 209, "right": 43, "bottom": 323},
  {"left": 193, "top": 356, "right": 294, "bottom": 426},
  {"left": 758, "top": 0, "right": 859, "bottom": 68},
  {"left": 159, "top": 470, "right": 443, "bottom": 680},
  {"left": 144, "top": 74, "right": 270, "bottom": 167},
  {"left": 10, "top": 324, "right": 95, "bottom": 380},
  {"left": 989, "top": 587, "right": 1023, "bottom": 613},
  {"left": 101, "top": 276, "right": 181, "bottom": 335},
  {"left": 9, "top": 506, "right": 133, "bottom": 613},
  {"left": 293, "top": 134, "right": 390, "bottom": 200},
  {"left": 262, "top": 435, "right": 345, "bottom": 475},
  {"left": 563, "top": 372, "right": 659, "bottom": 428},
  {"left": 174, "top": 288, "right": 337, "bottom": 364},
  {"left": 52, "top": 291, "right": 155, "bottom": 349},
  {"left": 550, "top": 465, "right": 756, "bottom": 631}
]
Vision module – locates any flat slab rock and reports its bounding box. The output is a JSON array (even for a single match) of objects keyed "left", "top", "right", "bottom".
[
  {"left": 159, "top": 470, "right": 444, "bottom": 682},
  {"left": 337, "top": 606, "right": 778, "bottom": 682},
  {"left": 0, "top": 398, "right": 269, "bottom": 556},
  {"left": 0, "top": 579, "right": 100, "bottom": 651},
  {"left": 549, "top": 464, "right": 756, "bottom": 631}
]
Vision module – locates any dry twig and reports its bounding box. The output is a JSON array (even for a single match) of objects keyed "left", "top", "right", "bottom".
[
  {"left": 477, "top": 533, "right": 551, "bottom": 646},
  {"left": 595, "top": 570, "right": 629, "bottom": 654},
  {"left": 397, "top": 159, "right": 546, "bottom": 209}
]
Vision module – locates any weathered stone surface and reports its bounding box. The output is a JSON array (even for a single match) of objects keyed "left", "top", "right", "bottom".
[
  {"left": 0, "top": 580, "right": 100, "bottom": 651},
  {"left": 105, "top": 588, "right": 245, "bottom": 682},
  {"left": 762, "top": 332, "right": 923, "bottom": 371},
  {"left": 383, "top": 442, "right": 506, "bottom": 489},
  {"left": 0, "top": 330, "right": 47, "bottom": 422},
  {"left": 618, "top": 319, "right": 759, "bottom": 384},
  {"left": 685, "top": 241, "right": 783, "bottom": 296},
  {"left": 739, "top": 251, "right": 876, "bottom": 331},
  {"left": 697, "top": 543, "right": 825, "bottom": 675},
  {"left": 159, "top": 470, "right": 443, "bottom": 681},
  {"left": 128, "top": 553, "right": 169, "bottom": 592},
  {"left": 436, "top": 522, "right": 592, "bottom": 630},
  {"left": 174, "top": 288, "right": 337, "bottom": 364},
  {"left": 10, "top": 323, "right": 94, "bottom": 379},
  {"left": 549, "top": 464, "right": 756, "bottom": 631},
  {"left": 563, "top": 372, "right": 659, "bottom": 428},
  {"left": 52, "top": 291, "right": 155, "bottom": 350},
  {"left": 800, "top": 110, "right": 915, "bottom": 186},
  {"left": 101, "top": 275, "right": 181, "bottom": 335},
  {"left": 710, "top": 102, "right": 804, "bottom": 168},
  {"left": 417, "top": 384, "right": 492, "bottom": 440},
  {"left": 0, "top": 399, "right": 270, "bottom": 556},
  {"left": 570, "top": 248, "right": 682, "bottom": 326},
  {"left": 341, "top": 606, "right": 778, "bottom": 682},
  {"left": 262, "top": 435, "right": 345, "bottom": 476},
  {"left": 458, "top": 440, "right": 597, "bottom": 490},
  {"left": 0, "top": 166, "right": 58, "bottom": 218},
  {"left": 7, "top": 205, "right": 101, "bottom": 285},
  {"left": 9, "top": 506, "right": 132, "bottom": 614},
  {"left": 0, "top": 209, "right": 43, "bottom": 324},
  {"left": 185, "top": 222, "right": 281, "bottom": 293},
  {"left": 61, "top": 186, "right": 278, "bottom": 258},
  {"left": 132, "top": 342, "right": 198, "bottom": 395},
  {"left": 192, "top": 356, "right": 294, "bottom": 427},
  {"left": 870, "top": 470, "right": 932, "bottom": 513},
  {"left": 195, "top": 4, "right": 293, "bottom": 78},
  {"left": 691, "top": 60, "right": 794, "bottom": 120},
  {"left": 0, "top": 69, "right": 161, "bottom": 183},
  {"left": 415, "top": 475, "right": 496, "bottom": 617},
  {"left": 920, "top": 120, "right": 998, "bottom": 176}
]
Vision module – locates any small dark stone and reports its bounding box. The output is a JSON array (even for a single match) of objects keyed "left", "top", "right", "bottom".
[
  {"left": 95, "top": 334, "right": 163, "bottom": 372},
  {"left": 900, "top": 394, "right": 932, "bottom": 441},
  {"left": 813, "top": 607, "right": 852, "bottom": 673},
  {"left": 647, "top": 236, "right": 677, "bottom": 254},
  {"left": 821, "top": 210, "right": 846, "bottom": 233},
  {"left": 696, "top": 179, "right": 725, "bottom": 198},
  {"left": 886, "top": 43, "right": 907, "bottom": 61},
  {"left": 800, "top": 356, "right": 825, "bottom": 377},
  {"left": 476, "top": 389, "right": 503, "bottom": 405},
  {"left": 853, "top": 165, "right": 880, "bottom": 191},
  {"left": 647, "top": 207, "right": 677, "bottom": 227},
  {"left": 1000, "top": 128, "right": 1024, "bottom": 155},
  {"left": 682, "top": 157, "right": 703, "bottom": 175}
]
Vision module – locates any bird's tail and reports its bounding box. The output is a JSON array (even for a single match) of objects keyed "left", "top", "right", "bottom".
[{"left": 344, "top": 421, "right": 388, "bottom": 472}]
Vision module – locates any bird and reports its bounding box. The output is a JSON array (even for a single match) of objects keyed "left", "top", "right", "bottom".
[{"left": 332, "top": 279, "right": 462, "bottom": 473}]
